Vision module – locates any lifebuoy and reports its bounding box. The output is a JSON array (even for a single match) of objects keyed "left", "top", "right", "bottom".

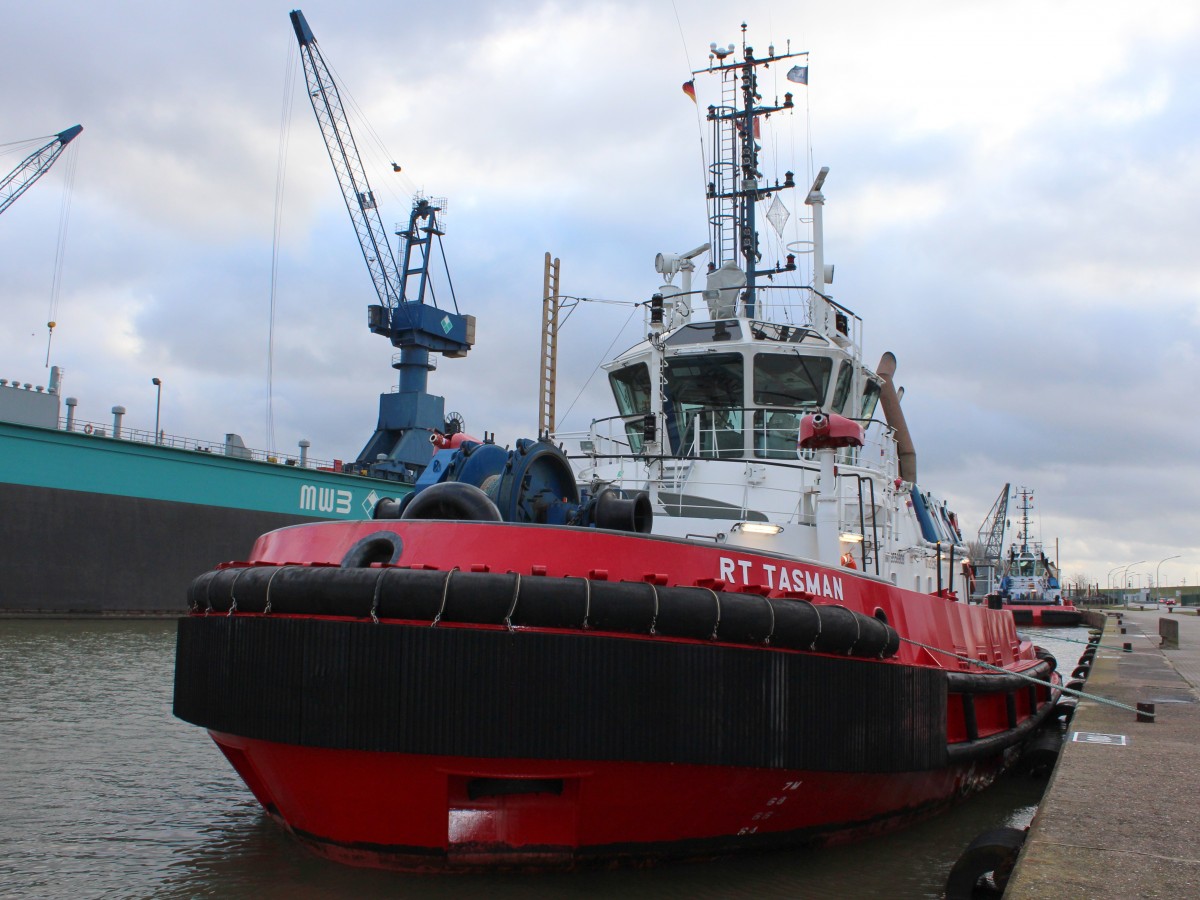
[
  {"left": 840, "top": 552, "right": 857, "bottom": 569},
  {"left": 83, "top": 424, "right": 94, "bottom": 434}
]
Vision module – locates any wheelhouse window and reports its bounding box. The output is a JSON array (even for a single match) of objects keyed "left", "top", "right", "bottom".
[
  {"left": 753, "top": 409, "right": 800, "bottom": 459},
  {"left": 608, "top": 363, "right": 652, "bottom": 454},
  {"left": 749, "top": 354, "right": 833, "bottom": 459},
  {"left": 831, "top": 361, "right": 854, "bottom": 415},
  {"left": 860, "top": 379, "right": 881, "bottom": 422},
  {"left": 753, "top": 353, "right": 832, "bottom": 408},
  {"left": 609, "top": 363, "right": 651, "bottom": 417},
  {"left": 664, "top": 353, "right": 744, "bottom": 457}
]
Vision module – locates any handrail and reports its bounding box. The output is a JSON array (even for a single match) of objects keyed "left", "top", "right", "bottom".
[{"left": 58, "top": 417, "right": 344, "bottom": 472}]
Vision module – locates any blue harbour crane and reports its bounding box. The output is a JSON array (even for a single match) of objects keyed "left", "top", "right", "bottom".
[
  {"left": 0, "top": 125, "right": 83, "bottom": 217},
  {"left": 289, "top": 9, "right": 474, "bottom": 481}
]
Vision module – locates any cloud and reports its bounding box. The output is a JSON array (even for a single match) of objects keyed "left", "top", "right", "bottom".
[{"left": 2, "top": 0, "right": 1199, "bottom": 581}]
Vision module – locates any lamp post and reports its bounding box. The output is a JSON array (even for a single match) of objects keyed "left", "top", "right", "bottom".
[
  {"left": 1156, "top": 555, "right": 1181, "bottom": 604},
  {"left": 1106, "top": 564, "right": 1123, "bottom": 592},
  {"left": 152, "top": 377, "right": 162, "bottom": 444},
  {"left": 1118, "top": 560, "right": 1144, "bottom": 609}
]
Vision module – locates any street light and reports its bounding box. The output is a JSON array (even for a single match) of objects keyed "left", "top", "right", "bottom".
[
  {"left": 1106, "top": 564, "right": 1123, "bottom": 591},
  {"left": 1117, "top": 560, "right": 1145, "bottom": 608},
  {"left": 152, "top": 377, "right": 162, "bottom": 444},
  {"left": 1156, "top": 554, "right": 1181, "bottom": 603}
]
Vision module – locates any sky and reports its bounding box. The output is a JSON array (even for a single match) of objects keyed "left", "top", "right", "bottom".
[{"left": 3, "top": 0, "right": 1198, "bottom": 589}]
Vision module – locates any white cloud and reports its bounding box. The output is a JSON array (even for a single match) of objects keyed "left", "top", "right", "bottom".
[{"left": 2, "top": 0, "right": 1199, "bottom": 580}]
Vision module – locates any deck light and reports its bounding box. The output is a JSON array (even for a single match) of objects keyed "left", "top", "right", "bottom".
[{"left": 733, "top": 522, "right": 783, "bottom": 535}]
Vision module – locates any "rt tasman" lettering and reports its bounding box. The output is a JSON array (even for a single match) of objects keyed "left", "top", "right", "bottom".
[
  {"left": 718, "top": 556, "right": 844, "bottom": 600},
  {"left": 299, "top": 484, "right": 352, "bottom": 515}
]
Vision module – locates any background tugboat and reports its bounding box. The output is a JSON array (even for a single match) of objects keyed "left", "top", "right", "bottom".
[
  {"left": 174, "top": 19, "right": 1062, "bottom": 873},
  {"left": 987, "top": 487, "right": 1081, "bottom": 626}
]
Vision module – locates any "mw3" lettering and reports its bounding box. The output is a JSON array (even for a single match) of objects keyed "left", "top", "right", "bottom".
[{"left": 299, "top": 484, "right": 352, "bottom": 515}]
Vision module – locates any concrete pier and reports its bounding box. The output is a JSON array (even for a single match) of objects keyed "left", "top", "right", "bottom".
[{"left": 1005, "top": 608, "right": 1200, "bottom": 898}]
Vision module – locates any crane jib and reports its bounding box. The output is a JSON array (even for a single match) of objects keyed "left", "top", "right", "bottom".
[
  {"left": 286, "top": 7, "right": 473, "bottom": 483},
  {"left": 0, "top": 125, "right": 84, "bottom": 218}
]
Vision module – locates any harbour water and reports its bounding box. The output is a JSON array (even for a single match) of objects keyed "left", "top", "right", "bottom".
[{"left": 0, "top": 619, "right": 1083, "bottom": 898}]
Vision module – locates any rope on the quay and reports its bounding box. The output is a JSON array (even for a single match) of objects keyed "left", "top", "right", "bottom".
[
  {"left": 1016, "top": 630, "right": 1131, "bottom": 653},
  {"left": 897, "top": 635, "right": 1154, "bottom": 719}
]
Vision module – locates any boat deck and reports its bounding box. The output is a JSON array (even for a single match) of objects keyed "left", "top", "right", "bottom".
[{"left": 1006, "top": 607, "right": 1200, "bottom": 897}]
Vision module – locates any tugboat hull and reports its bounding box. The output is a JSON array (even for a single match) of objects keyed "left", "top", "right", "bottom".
[
  {"left": 173, "top": 520, "right": 1059, "bottom": 872},
  {"left": 208, "top": 732, "right": 1012, "bottom": 872}
]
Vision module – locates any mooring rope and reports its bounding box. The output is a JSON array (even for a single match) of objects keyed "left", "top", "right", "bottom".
[
  {"left": 897, "top": 635, "right": 1154, "bottom": 719},
  {"left": 1017, "top": 630, "right": 1130, "bottom": 653}
]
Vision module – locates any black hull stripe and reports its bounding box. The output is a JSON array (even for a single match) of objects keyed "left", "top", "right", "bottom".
[{"left": 175, "top": 615, "right": 948, "bottom": 772}]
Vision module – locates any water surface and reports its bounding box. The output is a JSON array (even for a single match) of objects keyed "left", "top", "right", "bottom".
[{"left": 0, "top": 620, "right": 1082, "bottom": 898}]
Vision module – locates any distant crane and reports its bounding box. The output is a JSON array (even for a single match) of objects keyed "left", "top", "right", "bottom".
[
  {"left": 289, "top": 9, "right": 474, "bottom": 481},
  {"left": 978, "top": 483, "right": 1011, "bottom": 563},
  {"left": 0, "top": 125, "right": 83, "bottom": 217},
  {"left": 971, "top": 483, "right": 1010, "bottom": 597}
]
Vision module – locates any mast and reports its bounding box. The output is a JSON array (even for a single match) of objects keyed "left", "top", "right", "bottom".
[
  {"left": 1015, "top": 487, "right": 1034, "bottom": 554},
  {"left": 698, "top": 27, "right": 802, "bottom": 317}
]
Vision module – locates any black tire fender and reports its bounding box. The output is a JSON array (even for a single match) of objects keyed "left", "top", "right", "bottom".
[{"left": 944, "top": 826, "right": 1027, "bottom": 899}]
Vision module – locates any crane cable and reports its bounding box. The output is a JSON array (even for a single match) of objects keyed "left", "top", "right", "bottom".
[
  {"left": 322, "top": 55, "right": 420, "bottom": 209},
  {"left": 267, "top": 37, "right": 299, "bottom": 454},
  {"left": 45, "top": 138, "right": 80, "bottom": 367}
]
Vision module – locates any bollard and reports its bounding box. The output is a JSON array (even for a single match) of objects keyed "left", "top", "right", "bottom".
[
  {"left": 1123, "top": 642, "right": 1132, "bottom": 652},
  {"left": 1137, "top": 701, "right": 1155, "bottom": 723},
  {"left": 1160, "top": 618, "right": 1180, "bottom": 650},
  {"left": 1120, "top": 627, "right": 1127, "bottom": 634}
]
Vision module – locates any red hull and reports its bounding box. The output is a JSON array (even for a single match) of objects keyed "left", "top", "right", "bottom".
[
  {"left": 210, "top": 731, "right": 1013, "bottom": 872},
  {"left": 174, "top": 520, "right": 1060, "bottom": 871}
]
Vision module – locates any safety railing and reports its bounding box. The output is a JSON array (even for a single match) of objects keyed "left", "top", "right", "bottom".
[{"left": 59, "top": 417, "right": 342, "bottom": 471}]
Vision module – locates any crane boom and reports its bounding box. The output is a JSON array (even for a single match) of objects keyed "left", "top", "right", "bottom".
[
  {"left": 978, "top": 482, "right": 1010, "bottom": 562},
  {"left": 290, "top": 12, "right": 400, "bottom": 307},
  {"left": 0, "top": 125, "right": 83, "bottom": 217},
  {"left": 288, "top": 9, "right": 474, "bottom": 482}
]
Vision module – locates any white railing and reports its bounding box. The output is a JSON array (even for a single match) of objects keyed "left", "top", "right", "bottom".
[
  {"left": 559, "top": 412, "right": 897, "bottom": 475},
  {"left": 59, "top": 417, "right": 344, "bottom": 471},
  {"left": 556, "top": 411, "right": 899, "bottom": 526}
]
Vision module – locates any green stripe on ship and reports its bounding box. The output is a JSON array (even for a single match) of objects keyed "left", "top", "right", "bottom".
[{"left": 0, "top": 422, "right": 408, "bottom": 519}]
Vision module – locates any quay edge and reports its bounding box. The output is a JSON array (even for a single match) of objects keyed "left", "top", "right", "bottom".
[{"left": 1004, "top": 607, "right": 1200, "bottom": 897}]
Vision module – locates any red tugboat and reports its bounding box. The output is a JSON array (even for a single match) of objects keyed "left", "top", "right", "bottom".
[
  {"left": 174, "top": 453, "right": 1059, "bottom": 871},
  {"left": 173, "top": 19, "right": 1060, "bottom": 872}
]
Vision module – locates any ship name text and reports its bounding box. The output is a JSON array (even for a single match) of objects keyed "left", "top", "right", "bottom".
[{"left": 718, "top": 556, "right": 844, "bottom": 600}]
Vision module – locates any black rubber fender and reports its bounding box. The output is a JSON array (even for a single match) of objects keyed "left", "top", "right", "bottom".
[
  {"left": 185, "top": 566, "right": 901, "bottom": 657},
  {"left": 1021, "top": 729, "right": 1063, "bottom": 778},
  {"left": 1034, "top": 646, "right": 1057, "bottom": 673},
  {"left": 1051, "top": 697, "right": 1078, "bottom": 723},
  {"left": 944, "top": 826, "right": 1027, "bottom": 898}
]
